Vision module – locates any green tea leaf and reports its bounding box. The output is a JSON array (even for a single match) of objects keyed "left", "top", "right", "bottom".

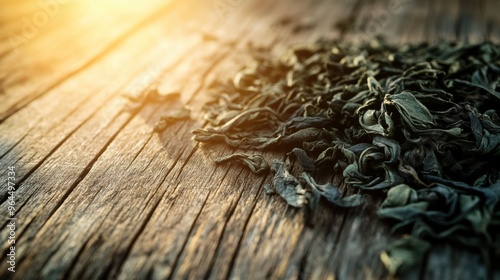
[
  {"left": 380, "top": 236, "right": 431, "bottom": 275},
  {"left": 384, "top": 91, "right": 435, "bottom": 129},
  {"left": 184, "top": 39, "right": 500, "bottom": 275},
  {"left": 270, "top": 160, "right": 307, "bottom": 208},
  {"left": 215, "top": 153, "right": 269, "bottom": 174},
  {"left": 300, "top": 172, "right": 363, "bottom": 208}
]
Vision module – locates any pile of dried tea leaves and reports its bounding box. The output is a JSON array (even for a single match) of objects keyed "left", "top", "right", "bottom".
[{"left": 190, "top": 39, "right": 500, "bottom": 275}]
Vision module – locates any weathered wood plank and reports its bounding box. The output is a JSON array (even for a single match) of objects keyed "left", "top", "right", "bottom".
[
  {"left": 0, "top": 0, "right": 275, "bottom": 277},
  {"left": 0, "top": 0, "right": 179, "bottom": 122},
  {"left": 123, "top": 1, "right": 358, "bottom": 278},
  {"left": 0, "top": 51, "right": 204, "bottom": 280},
  {"left": 1, "top": 1, "right": 499, "bottom": 279},
  {"left": 342, "top": 0, "right": 415, "bottom": 44},
  {"left": 0, "top": 5, "right": 213, "bottom": 279},
  {"left": 31, "top": 42, "right": 239, "bottom": 278},
  {"left": 0, "top": 0, "right": 207, "bottom": 192},
  {"left": 0, "top": 30, "right": 200, "bottom": 205},
  {"left": 485, "top": 0, "right": 500, "bottom": 42},
  {"left": 424, "top": 245, "right": 489, "bottom": 280},
  {"left": 0, "top": 1, "right": 40, "bottom": 36},
  {"left": 457, "top": 0, "right": 488, "bottom": 43},
  {"left": 162, "top": 3, "right": 328, "bottom": 280},
  {"left": 426, "top": 0, "right": 460, "bottom": 43},
  {"left": 6, "top": 0, "right": 364, "bottom": 278}
]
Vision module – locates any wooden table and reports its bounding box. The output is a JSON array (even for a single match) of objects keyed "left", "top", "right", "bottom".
[{"left": 0, "top": 0, "right": 499, "bottom": 279}]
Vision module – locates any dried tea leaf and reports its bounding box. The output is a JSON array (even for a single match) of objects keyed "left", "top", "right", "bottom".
[
  {"left": 264, "top": 184, "right": 275, "bottom": 194},
  {"left": 186, "top": 38, "right": 500, "bottom": 275},
  {"left": 215, "top": 153, "right": 269, "bottom": 174},
  {"left": 380, "top": 236, "right": 431, "bottom": 275},
  {"left": 123, "top": 88, "right": 181, "bottom": 105},
  {"left": 384, "top": 91, "right": 435, "bottom": 129},
  {"left": 269, "top": 160, "right": 307, "bottom": 208},
  {"left": 288, "top": 148, "right": 316, "bottom": 173},
  {"left": 300, "top": 172, "right": 363, "bottom": 208},
  {"left": 154, "top": 107, "right": 191, "bottom": 132}
]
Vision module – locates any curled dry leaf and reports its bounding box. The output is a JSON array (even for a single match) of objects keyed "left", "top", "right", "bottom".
[
  {"left": 215, "top": 153, "right": 269, "bottom": 174},
  {"left": 187, "top": 39, "right": 500, "bottom": 275}
]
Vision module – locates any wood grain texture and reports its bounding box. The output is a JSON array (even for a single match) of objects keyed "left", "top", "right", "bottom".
[
  {"left": 0, "top": 0, "right": 499, "bottom": 279},
  {"left": 0, "top": 0, "right": 178, "bottom": 122}
]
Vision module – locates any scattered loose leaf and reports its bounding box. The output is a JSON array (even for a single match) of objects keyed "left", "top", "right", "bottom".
[
  {"left": 184, "top": 39, "right": 500, "bottom": 275},
  {"left": 215, "top": 153, "right": 269, "bottom": 174},
  {"left": 380, "top": 235, "right": 431, "bottom": 275}
]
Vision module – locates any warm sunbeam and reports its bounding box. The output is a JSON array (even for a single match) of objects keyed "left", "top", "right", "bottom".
[{"left": 6, "top": 0, "right": 171, "bottom": 55}]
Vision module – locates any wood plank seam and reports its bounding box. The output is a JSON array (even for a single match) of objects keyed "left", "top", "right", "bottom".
[
  {"left": 220, "top": 177, "right": 266, "bottom": 279},
  {"left": 165, "top": 190, "right": 212, "bottom": 280},
  {"left": 104, "top": 182, "right": 171, "bottom": 279},
  {"left": 0, "top": 84, "right": 99, "bottom": 162},
  {"left": 198, "top": 168, "right": 247, "bottom": 275},
  {"left": 0, "top": 41, "right": 205, "bottom": 267},
  {"left": 10, "top": 105, "right": 138, "bottom": 246},
  {"left": 207, "top": 174, "right": 268, "bottom": 279},
  {"left": 44, "top": 41, "right": 239, "bottom": 278},
  {"left": 0, "top": 34, "right": 204, "bottom": 220}
]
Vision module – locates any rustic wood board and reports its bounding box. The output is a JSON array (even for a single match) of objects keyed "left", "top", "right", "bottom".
[{"left": 0, "top": 0, "right": 498, "bottom": 279}]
